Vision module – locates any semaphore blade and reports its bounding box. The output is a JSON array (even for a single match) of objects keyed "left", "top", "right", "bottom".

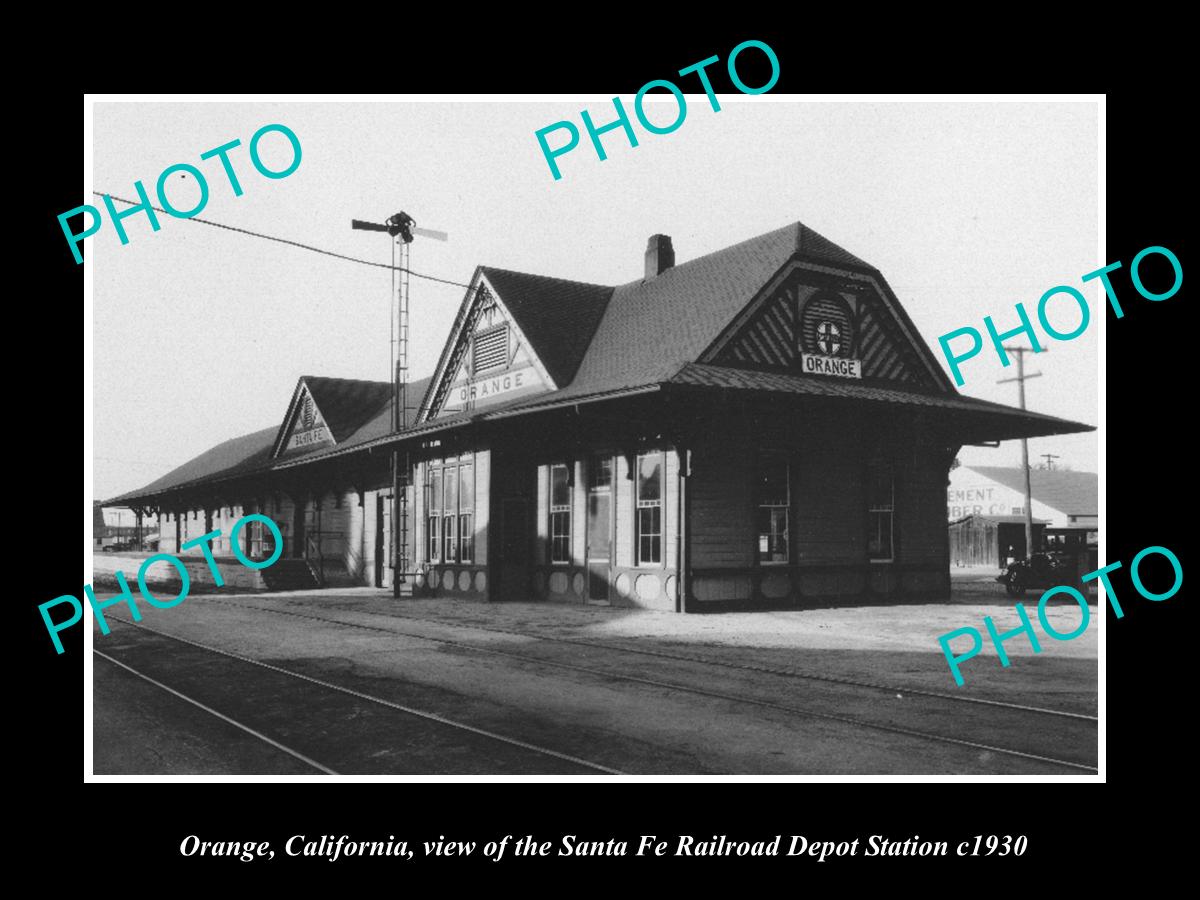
[{"left": 413, "top": 226, "right": 449, "bottom": 242}]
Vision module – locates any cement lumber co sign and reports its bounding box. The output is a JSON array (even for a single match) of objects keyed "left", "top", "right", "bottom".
[
  {"left": 937, "top": 245, "right": 1183, "bottom": 386},
  {"left": 534, "top": 40, "right": 781, "bottom": 181},
  {"left": 58, "top": 124, "right": 303, "bottom": 264},
  {"left": 800, "top": 353, "right": 862, "bottom": 379},
  {"left": 937, "top": 544, "right": 1182, "bottom": 686},
  {"left": 41, "top": 514, "right": 284, "bottom": 654}
]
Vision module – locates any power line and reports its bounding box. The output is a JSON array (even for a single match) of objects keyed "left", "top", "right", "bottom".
[{"left": 92, "top": 193, "right": 477, "bottom": 292}]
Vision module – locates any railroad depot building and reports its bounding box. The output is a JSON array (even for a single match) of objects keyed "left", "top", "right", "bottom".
[{"left": 104, "top": 222, "right": 1093, "bottom": 611}]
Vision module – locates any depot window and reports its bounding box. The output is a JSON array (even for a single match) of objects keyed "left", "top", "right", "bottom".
[
  {"left": 756, "top": 456, "right": 789, "bottom": 565},
  {"left": 867, "top": 461, "right": 895, "bottom": 562},
  {"left": 443, "top": 464, "right": 458, "bottom": 563},
  {"left": 549, "top": 463, "right": 571, "bottom": 564},
  {"left": 427, "top": 460, "right": 474, "bottom": 565},
  {"left": 458, "top": 463, "right": 474, "bottom": 564},
  {"left": 427, "top": 468, "right": 442, "bottom": 563},
  {"left": 636, "top": 452, "right": 663, "bottom": 566}
]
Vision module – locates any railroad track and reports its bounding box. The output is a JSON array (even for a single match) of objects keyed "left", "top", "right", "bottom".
[
  {"left": 373, "top": 608, "right": 1095, "bottom": 722},
  {"left": 99, "top": 616, "right": 625, "bottom": 776},
  {"left": 188, "top": 597, "right": 1098, "bottom": 774},
  {"left": 95, "top": 650, "right": 338, "bottom": 774}
]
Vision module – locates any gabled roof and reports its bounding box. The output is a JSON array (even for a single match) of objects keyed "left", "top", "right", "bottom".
[
  {"left": 303, "top": 377, "right": 393, "bottom": 441},
  {"left": 563, "top": 222, "right": 810, "bottom": 397},
  {"left": 273, "top": 374, "right": 432, "bottom": 468},
  {"left": 106, "top": 376, "right": 431, "bottom": 505},
  {"left": 421, "top": 220, "right": 966, "bottom": 421},
  {"left": 478, "top": 268, "right": 613, "bottom": 386},
  {"left": 528, "top": 220, "right": 939, "bottom": 400},
  {"left": 961, "top": 466, "right": 1098, "bottom": 516},
  {"left": 110, "top": 426, "right": 279, "bottom": 502},
  {"left": 428, "top": 222, "right": 875, "bottom": 413},
  {"left": 105, "top": 220, "right": 1095, "bottom": 505},
  {"left": 272, "top": 376, "right": 395, "bottom": 458}
]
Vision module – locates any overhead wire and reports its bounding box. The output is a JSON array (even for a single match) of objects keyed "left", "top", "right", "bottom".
[
  {"left": 91, "top": 191, "right": 480, "bottom": 490},
  {"left": 92, "top": 193, "right": 477, "bottom": 292}
]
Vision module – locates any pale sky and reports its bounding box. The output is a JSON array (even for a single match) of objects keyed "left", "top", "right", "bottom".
[{"left": 92, "top": 99, "right": 1099, "bottom": 500}]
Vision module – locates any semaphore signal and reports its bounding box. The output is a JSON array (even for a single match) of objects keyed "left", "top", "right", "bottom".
[{"left": 351, "top": 212, "right": 448, "bottom": 598}]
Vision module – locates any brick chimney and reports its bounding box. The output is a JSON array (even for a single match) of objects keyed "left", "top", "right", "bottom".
[{"left": 644, "top": 234, "right": 675, "bottom": 279}]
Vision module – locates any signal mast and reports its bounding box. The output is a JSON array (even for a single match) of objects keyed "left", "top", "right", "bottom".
[{"left": 351, "top": 212, "right": 448, "bottom": 597}]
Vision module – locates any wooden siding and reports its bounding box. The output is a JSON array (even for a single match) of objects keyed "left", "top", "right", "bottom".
[
  {"left": 687, "top": 418, "right": 954, "bottom": 605},
  {"left": 793, "top": 436, "right": 865, "bottom": 565},
  {"left": 690, "top": 440, "right": 754, "bottom": 570}
]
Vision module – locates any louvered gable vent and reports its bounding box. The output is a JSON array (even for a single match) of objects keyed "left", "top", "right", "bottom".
[{"left": 472, "top": 326, "right": 508, "bottom": 374}]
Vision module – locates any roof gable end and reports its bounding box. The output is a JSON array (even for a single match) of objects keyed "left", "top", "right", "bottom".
[
  {"left": 272, "top": 376, "right": 392, "bottom": 459},
  {"left": 419, "top": 268, "right": 612, "bottom": 422},
  {"left": 698, "top": 225, "right": 957, "bottom": 393}
]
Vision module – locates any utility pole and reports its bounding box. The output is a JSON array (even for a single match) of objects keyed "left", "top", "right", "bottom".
[
  {"left": 998, "top": 346, "right": 1043, "bottom": 559},
  {"left": 1040, "top": 453, "right": 1060, "bottom": 471}
]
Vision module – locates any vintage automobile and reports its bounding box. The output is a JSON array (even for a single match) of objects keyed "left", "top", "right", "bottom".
[{"left": 996, "top": 550, "right": 1076, "bottom": 596}]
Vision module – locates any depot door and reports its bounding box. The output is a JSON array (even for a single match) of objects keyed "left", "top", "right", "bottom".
[
  {"left": 586, "top": 454, "right": 614, "bottom": 603},
  {"left": 498, "top": 498, "right": 529, "bottom": 601}
]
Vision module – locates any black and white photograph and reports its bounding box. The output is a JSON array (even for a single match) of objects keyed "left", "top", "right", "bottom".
[{"left": 84, "top": 97, "right": 1101, "bottom": 778}]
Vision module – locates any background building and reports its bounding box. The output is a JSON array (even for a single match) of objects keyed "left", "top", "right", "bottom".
[
  {"left": 948, "top": 515, "right": 1049, "bottom": 568},
  {"left": 92, "top": 502, "right": 143, "bottom": 550},
  {"left": 947, "top": 464, "right": 1098, "bottom": 565}
]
